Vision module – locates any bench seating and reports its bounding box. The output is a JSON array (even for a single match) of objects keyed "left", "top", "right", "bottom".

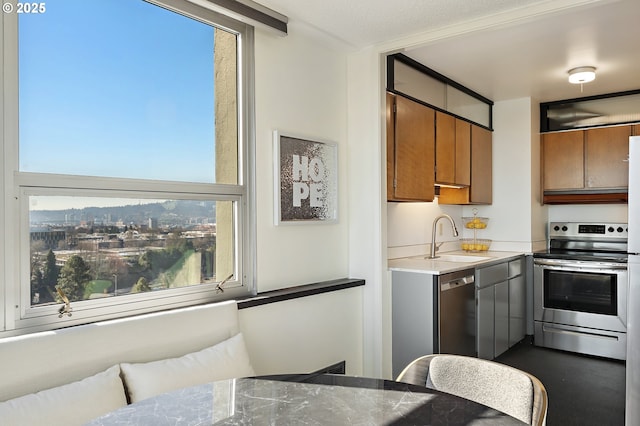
[{"left": 0, "top": 301, "right": 255, "bottom": 425}]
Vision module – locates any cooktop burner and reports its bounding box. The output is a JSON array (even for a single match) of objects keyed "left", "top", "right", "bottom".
[{"left": 533, "top": 249, "right": 628, "bottom": 263}]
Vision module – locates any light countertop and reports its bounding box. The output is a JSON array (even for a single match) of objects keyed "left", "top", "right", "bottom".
[{"left": 388, "top": 250, "right": 525, "bottom": 275}]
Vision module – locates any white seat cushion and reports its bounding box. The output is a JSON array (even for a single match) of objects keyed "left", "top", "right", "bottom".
[
  {"left": 0, "top": 365, "right": 126, "bottom": 426},
  {"left": 121, "top": 332, "right": 255, "bottom": 402}
]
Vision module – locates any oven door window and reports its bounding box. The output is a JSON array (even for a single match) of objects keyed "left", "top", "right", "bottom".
[{"left": 543, "top": 269, "right": 617, "bottom": 315}]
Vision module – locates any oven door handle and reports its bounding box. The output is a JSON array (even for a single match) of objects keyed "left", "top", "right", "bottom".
[{"left": 534, "top": 258, "right": 627, "bottom": 271}]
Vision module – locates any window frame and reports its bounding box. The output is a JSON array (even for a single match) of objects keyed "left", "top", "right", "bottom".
[{"left": 1, "top": 0, "right": 256, "bottom": 336}]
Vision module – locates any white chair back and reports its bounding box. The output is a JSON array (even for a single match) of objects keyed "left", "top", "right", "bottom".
[{"left": 396, "top": 354, "right": 547, "bottom": 426}]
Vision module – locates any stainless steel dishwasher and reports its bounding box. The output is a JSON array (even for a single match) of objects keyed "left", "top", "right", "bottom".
[
  {"left": 391, "top": 268, "right": 476, "bottom": 377},
  {"left": 437, "top": 268, "right": 476, "bottom": 357}
]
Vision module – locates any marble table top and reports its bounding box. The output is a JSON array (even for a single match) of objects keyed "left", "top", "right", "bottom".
[{"left": 86, "top": 374, "right": 525, "bottom": 425}]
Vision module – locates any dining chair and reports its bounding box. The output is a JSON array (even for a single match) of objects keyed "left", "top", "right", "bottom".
[{"left": 396, "top": 354, "right": 547, "bottom": 426}]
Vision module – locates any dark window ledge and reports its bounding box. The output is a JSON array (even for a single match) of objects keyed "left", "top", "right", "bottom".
[{"left": 236, "top": 278, "right": 365, "bottom": 309}]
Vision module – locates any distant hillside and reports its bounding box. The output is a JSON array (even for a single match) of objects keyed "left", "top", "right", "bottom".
[{"left": 30, "top": 200, "right": 216, "bottom": 227}]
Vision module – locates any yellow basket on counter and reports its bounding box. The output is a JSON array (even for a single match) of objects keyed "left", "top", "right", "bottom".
[{"left": 461, "top": 238, "right": 492, "bottom": 252}]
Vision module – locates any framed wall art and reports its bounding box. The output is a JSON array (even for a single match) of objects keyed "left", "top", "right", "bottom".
[{"left": 273, "top": 131, "right": 338, "bottom": 225}]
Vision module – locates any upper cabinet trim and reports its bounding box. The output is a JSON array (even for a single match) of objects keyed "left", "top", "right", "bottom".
[
  {"left": 387, "top": 54, "right": 493, "bottom": 130},
  {"left": 540, "top": 89, "right": 640, "bottom": 132}
]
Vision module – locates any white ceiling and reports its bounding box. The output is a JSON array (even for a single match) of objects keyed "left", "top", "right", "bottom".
[{"left": 255, "top": 0, "right": 640, "bottom": 103}]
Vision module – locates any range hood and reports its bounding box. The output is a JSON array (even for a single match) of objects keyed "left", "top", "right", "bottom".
[{"left": 543, "top": 190, "right": 628, "bottom": 205}]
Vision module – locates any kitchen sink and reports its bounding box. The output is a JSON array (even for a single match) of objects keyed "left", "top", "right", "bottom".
[{"left": 430, "top": 254, "right": 493, "bottom": 263}]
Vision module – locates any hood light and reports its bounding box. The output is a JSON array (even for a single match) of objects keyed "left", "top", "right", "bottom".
[{"left": 435, "top": 183, "right": 467, "bottom": 189}]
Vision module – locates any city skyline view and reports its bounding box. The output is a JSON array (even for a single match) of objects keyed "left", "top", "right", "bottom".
[{"left": 28, "top": 198, "right": 222, "bottom": 307}]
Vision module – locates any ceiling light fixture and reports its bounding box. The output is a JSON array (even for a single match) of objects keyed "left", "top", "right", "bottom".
[{"left": 568, "top": 66, "right": 596, "bottom": 84}]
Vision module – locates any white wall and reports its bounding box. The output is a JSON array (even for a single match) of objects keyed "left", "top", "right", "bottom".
[
  {"left": 346, "top": 47, "right": 389, "bottom": 378},
  {"left": 529, "top": 97, "right": 548, "bottom": 250},
  {"left": 238, "top": 23, "right": 364, "bottom": 375},
  {"left": 387, "top": 201, "right": 463, "bottom": 259},
  {"left": 239, "top": 287, "right": 363, "bottom": 375},
  {"left": 254, "top": 23, "right": 349, "bottom": 291},
  {"left": 548, "top": 204, "right": 628, "bottom": 223}
]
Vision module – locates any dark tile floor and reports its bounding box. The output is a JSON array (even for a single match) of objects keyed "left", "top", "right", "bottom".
[{"left": 495, "top": 336, "right": 626, "bottom": 426}]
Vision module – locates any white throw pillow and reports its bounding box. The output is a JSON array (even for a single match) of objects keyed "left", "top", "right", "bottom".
[
  {"left": 0, "top": 364, "right": 127, "bottom": 426},
  {"left": 120, "top": 332, "right": 255, "bottom": 403}
]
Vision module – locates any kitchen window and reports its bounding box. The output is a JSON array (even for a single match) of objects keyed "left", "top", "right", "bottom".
[{"left": 1, "top": 0, "right": 256, "bottom": 335}]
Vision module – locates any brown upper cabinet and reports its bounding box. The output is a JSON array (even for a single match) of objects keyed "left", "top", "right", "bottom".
[
  {"left": 435, "top": 111, "right": 471, "bottom": 187},
  {"left": 541, "top": 125, "right": 632, "bottom": 203},
  {"left": 386, "top": 93, "right": 435, "bottom": 202},
  {"left": 585, "top": 126, "right": 630, "bottom": 189},
  {"left": 439, "top": 125, "right": 492, "bottom": 205},
  {"left": 541, "top": 130, "right": 584, "bottom": 191}
]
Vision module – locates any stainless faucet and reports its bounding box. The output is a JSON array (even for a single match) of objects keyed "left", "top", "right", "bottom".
[{"left": 428, "top": 214, "right": 459, "bottom": 259}]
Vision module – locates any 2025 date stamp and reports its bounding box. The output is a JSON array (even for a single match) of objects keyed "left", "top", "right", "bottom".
[{"left": 3, "top": 2, "right": 47, "bottom": 14}]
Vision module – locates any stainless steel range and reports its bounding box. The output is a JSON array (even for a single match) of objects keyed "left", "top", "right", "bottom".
[{"left": 533, "top": 222, "right": 628, "bottom": 360}]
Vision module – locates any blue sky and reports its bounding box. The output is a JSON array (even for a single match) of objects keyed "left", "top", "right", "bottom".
[{"left": 19, "top": 0, "right": 218, "bottom": 184}]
